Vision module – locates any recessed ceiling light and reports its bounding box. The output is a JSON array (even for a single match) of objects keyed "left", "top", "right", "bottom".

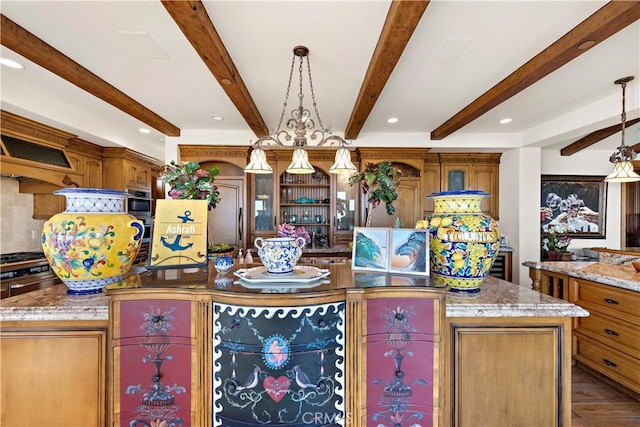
[
  {"left": 0, "top": 58, "right": 24, "bottom": 69},
  {"left": 138, "top": 128, "right": 151, "bottom": 134},
  {"left": 577, "top": 40, "right": 596, "bottom": 50},
  {"left": 211, "top": 115, "right": 224, "bottom": 121},
  {"left": 387, "top": 117, "right": 399, "bottom": 124},
  {"left": 499, "top": 118, "right": 512, "bottom": 124}
]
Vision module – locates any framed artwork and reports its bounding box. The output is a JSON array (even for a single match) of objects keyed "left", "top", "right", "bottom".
[
  {"left": 388, "top": 228, "right": 429, "bottom": 275},
  {"left": 351, "top": 227, "right": 390, "bottom": 272},
  {"left": 540, "top": 175, "right": 607, "bottom": 239},
  {"left": 149, "top": 199, "right": 209, "bottom": 268}
]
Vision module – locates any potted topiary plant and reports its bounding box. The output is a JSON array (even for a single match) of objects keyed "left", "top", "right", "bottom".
[{"left": 348, "top": 161, "right": 402, "bottom": 227}]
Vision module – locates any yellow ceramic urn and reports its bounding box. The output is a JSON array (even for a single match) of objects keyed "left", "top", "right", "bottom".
[{"left": 41, "top": 188, "right": 144, "bottom": 295}]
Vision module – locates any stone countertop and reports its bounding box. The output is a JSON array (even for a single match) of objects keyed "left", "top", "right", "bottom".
[
  {"left": 522, "top": 261, "right": 640, "bottom": 293},
  {"left": 0, "top": 272, "right": 587, "bottom": 322}
]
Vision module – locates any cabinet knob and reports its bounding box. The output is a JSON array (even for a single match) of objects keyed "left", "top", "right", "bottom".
[
  {"left": 603, "top": 359, "right": 618, "bottom": 368},
  {"left": 604, "top": 298, "right": 619, "bottom": 305},
  {"left": 229, "top": 318, "right": 240, "bottom": 329},
  {"left": 152, "top": 316, "right": 163, "bottom": 323},
  {"left": 604, "top": 328, "right": 619, "bottom": 336},
  {"left": 395, "top": 370, "right": 404, "bottom": 378},
  {"left": 318, "top": 319, "right": 327, "bottom": 328},
  {"left": 152, "top": 375, "right": 160, "bottom": 382},
  {"left": 395, "top": 313, "right": 405, "bottom": 321}
]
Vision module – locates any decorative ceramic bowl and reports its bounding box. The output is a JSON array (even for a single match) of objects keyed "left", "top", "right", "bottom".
[
  {"left": 254, "top": 237, "right": 306, "bottom": 274},
  {"left": 214, "top": 254, "right": 234, "bottom": 274}
]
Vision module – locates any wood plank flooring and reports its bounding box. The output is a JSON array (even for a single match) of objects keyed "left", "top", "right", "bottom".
[{"left": 572, "top": 364, "right": 640, "bottom": 426}]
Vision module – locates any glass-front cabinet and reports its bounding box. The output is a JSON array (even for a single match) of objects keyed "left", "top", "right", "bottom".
[
  {"left": 250, "top": 173, "right": 275, "bottom": 240},
  {"left": 247, "top": 149, "right": 361, "bottom": 248},
  {"left": 334, "top": 172, "right": 359, "bottom": 244},
  {"left": 280, "top": 168, "right": 332, "bottom": 247}
]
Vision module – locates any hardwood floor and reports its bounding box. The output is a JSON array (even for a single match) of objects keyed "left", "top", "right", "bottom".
[{"left": 572, "top": 364, "right": 640, "bottom": 426}]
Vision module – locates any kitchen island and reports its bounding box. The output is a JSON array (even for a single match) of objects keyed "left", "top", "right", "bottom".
[
  {"left": 524, "top": 260, "right": 639, "bottom": 400},
  {"left": 1, "top": 263, "right": 587, "bottom": 427}
]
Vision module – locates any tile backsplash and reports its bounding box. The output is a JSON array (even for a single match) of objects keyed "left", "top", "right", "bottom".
[{"left": 1, "top": 178, "right": 47, "bottom": 253}]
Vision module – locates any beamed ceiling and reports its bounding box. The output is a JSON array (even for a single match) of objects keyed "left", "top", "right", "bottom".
[{"left": 0, "top": 1, "right": 639, "bottom": 162}]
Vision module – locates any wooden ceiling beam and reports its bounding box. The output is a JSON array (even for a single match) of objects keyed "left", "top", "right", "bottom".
[
  {"left": 430, "top": 1, "right": 640, "bottom": 140},
  {"left": 344, "top": 0, "right": 430, "bottom": 140},
  {"left": 0, "top": 14, "right": 181, "bottom": 137},
  {"left": 561, "top": 118, "right": 640, "bottom": 156},
  {"left": 162, "top": 0, "right": 269, "bottom": 137}
]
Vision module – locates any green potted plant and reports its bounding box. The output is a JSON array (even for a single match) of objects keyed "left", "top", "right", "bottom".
[
  {"left": 161, "top": 160, "right": 221, "bottom": 209},
  {"left": 349, "top": 161, "right": 402, "bottom": 227}
]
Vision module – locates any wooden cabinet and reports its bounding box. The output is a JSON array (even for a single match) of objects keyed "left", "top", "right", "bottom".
[
  {"left": 213, "top": 299, "right": 346, "bottom": 425},
  {"left": 488, "top": 250, "right": 513, "bottom": 281},
  {"left": 528, "top": 268, "right": 570, "bottom": 300},
  {"left": 424, "top": 153, "right": 501, "bottom": 220},
  {"left": 0, "top": 323, "right": 107, "bottom": 426},
  {"left": 110, "top": 297, "right": 200, "bottom": 426},
  {"left": 358, "top": 148, "right": 428, "bottom": 228},
  {"left": 106, "top": 274, "right": 447, "bottom": 427},
  {"left": 361, "top": 293, "right": 443, "bottom": 427},
  {"left": 447, "top": 318, "right": 570, "bottom": 427},
  {"left": 102, "top": 147, "right": 158, "bottom": 191},
  {"left": 572, "top": 278, "right": 640, "bottom": 396},
  {"left": 247, "top": 149, "right": 361, "bottom": 247}
]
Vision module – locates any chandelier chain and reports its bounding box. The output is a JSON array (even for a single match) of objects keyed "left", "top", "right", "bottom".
[
  {"left": 306, "top": 54, "right": 326, "bottom": 133},
  {"left": 620, "top": 79, "right": 627, "bottom": 148},
  {"left": 275, "top": 53, "right": 297, "bottom": 132}
]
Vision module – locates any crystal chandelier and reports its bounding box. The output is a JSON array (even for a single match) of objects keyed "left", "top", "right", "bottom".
[
  {"left": 605, "top": 76, "right": 640, "bottom": 183},
  {"left": 244, "top": 46, "right": 357, "bottom": 175}
]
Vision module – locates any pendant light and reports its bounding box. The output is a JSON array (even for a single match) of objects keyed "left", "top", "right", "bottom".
[
  {"left": 244, "top": 46, "right": 357, "bottom": 175},
  {"left": 605, "top": 76, "right": 640, "bottom": 183}
]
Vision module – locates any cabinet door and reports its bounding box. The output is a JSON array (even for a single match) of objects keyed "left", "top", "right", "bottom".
[
  {"left": 451, "top": 325, "right": 563, "bottom": 426},
  {"left": 1, "top": 330, "right": 106, "bottom": 426},
  {"left": 212, "top": 301, "right": 346, "bottom": 426},
  {"left": 363, "top": 297, "right": 441, "bottom": 427},
  {"left": 86, "top": 158, "right": 103, "bottom": 188},
  {"left": 125, "top": 161, "right": 151, "bottom": 189},
  {"left": 471, "top": 164, "right": 498, "bottom": 219},
  {"left": 422, "top": 162, "right": 441, "bottom": 215},
  {"left": 370, "top": 177, "right": 421, "bottom": 228},
  {"left": 441, "top": 164, "right": 470, "bottom": 192},
  {"left": 112, "top": 299, "right": 195, "bottom": 426}
]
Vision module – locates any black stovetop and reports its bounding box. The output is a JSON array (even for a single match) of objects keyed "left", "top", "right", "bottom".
[{"left": 0, "top": 251, "right": 46, "bottom": 265}]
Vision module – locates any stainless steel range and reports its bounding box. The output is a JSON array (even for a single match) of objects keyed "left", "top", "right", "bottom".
[{"left": 0, "top": 252, "right": 60, "bottom": 299}]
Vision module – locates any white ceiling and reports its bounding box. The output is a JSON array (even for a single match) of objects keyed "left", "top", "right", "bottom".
[{"left": 1, "top": 1, "right": 639, "bottom": 162}]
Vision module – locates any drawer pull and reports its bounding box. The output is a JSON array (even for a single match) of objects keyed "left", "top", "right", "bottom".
[
  {"left": 603, "top": 359, "right": 618, "bottom": 368},
  {"left": 152, "top": 315, "right": 164, "bottom": 323},
  {"left": 395, "top": 313, "right": 405, "bottom": 321},
  {"left": 604, "top": 329, "right": 619, "bottom": 336},
  {"left": 395, "top": 370, "right": 404, "bottom": 379},
  {"left": 229, "top": 318, "right": 240, "bottom": 329},
  {"left": 318, "top": 319, "right": 327, "bottom": 328},
  {"left": 152, "top": 374, "right": 160, "bottom": 382},
  {"left": 604, "top": 298, "right": 619, "bottom": 305}
]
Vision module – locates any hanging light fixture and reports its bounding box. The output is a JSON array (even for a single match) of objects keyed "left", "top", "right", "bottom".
[
  {"left": 605, "top": 76, "right": 640, "bottom": 183},
  {"left": 244, "top": 45, "right": 357, "bottom": 175}
]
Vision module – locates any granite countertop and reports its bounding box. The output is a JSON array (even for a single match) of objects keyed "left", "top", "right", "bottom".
[
  {"left": 522, "top": 261, "right": 640, "bottom": 293},
  {"left": 0, "top": 274, "right": 587, "bottom": 322}
]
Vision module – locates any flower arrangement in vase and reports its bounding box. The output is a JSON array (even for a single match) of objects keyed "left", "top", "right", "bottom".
[
  {"left": 542, "top": 224, "right": 572, "bottom": 260},
  {"left": 161, "top": 161, "right": 221, "bottom": 209},
  {"left": 277, "top": 222, "right": 311, "bottom": 244}
]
